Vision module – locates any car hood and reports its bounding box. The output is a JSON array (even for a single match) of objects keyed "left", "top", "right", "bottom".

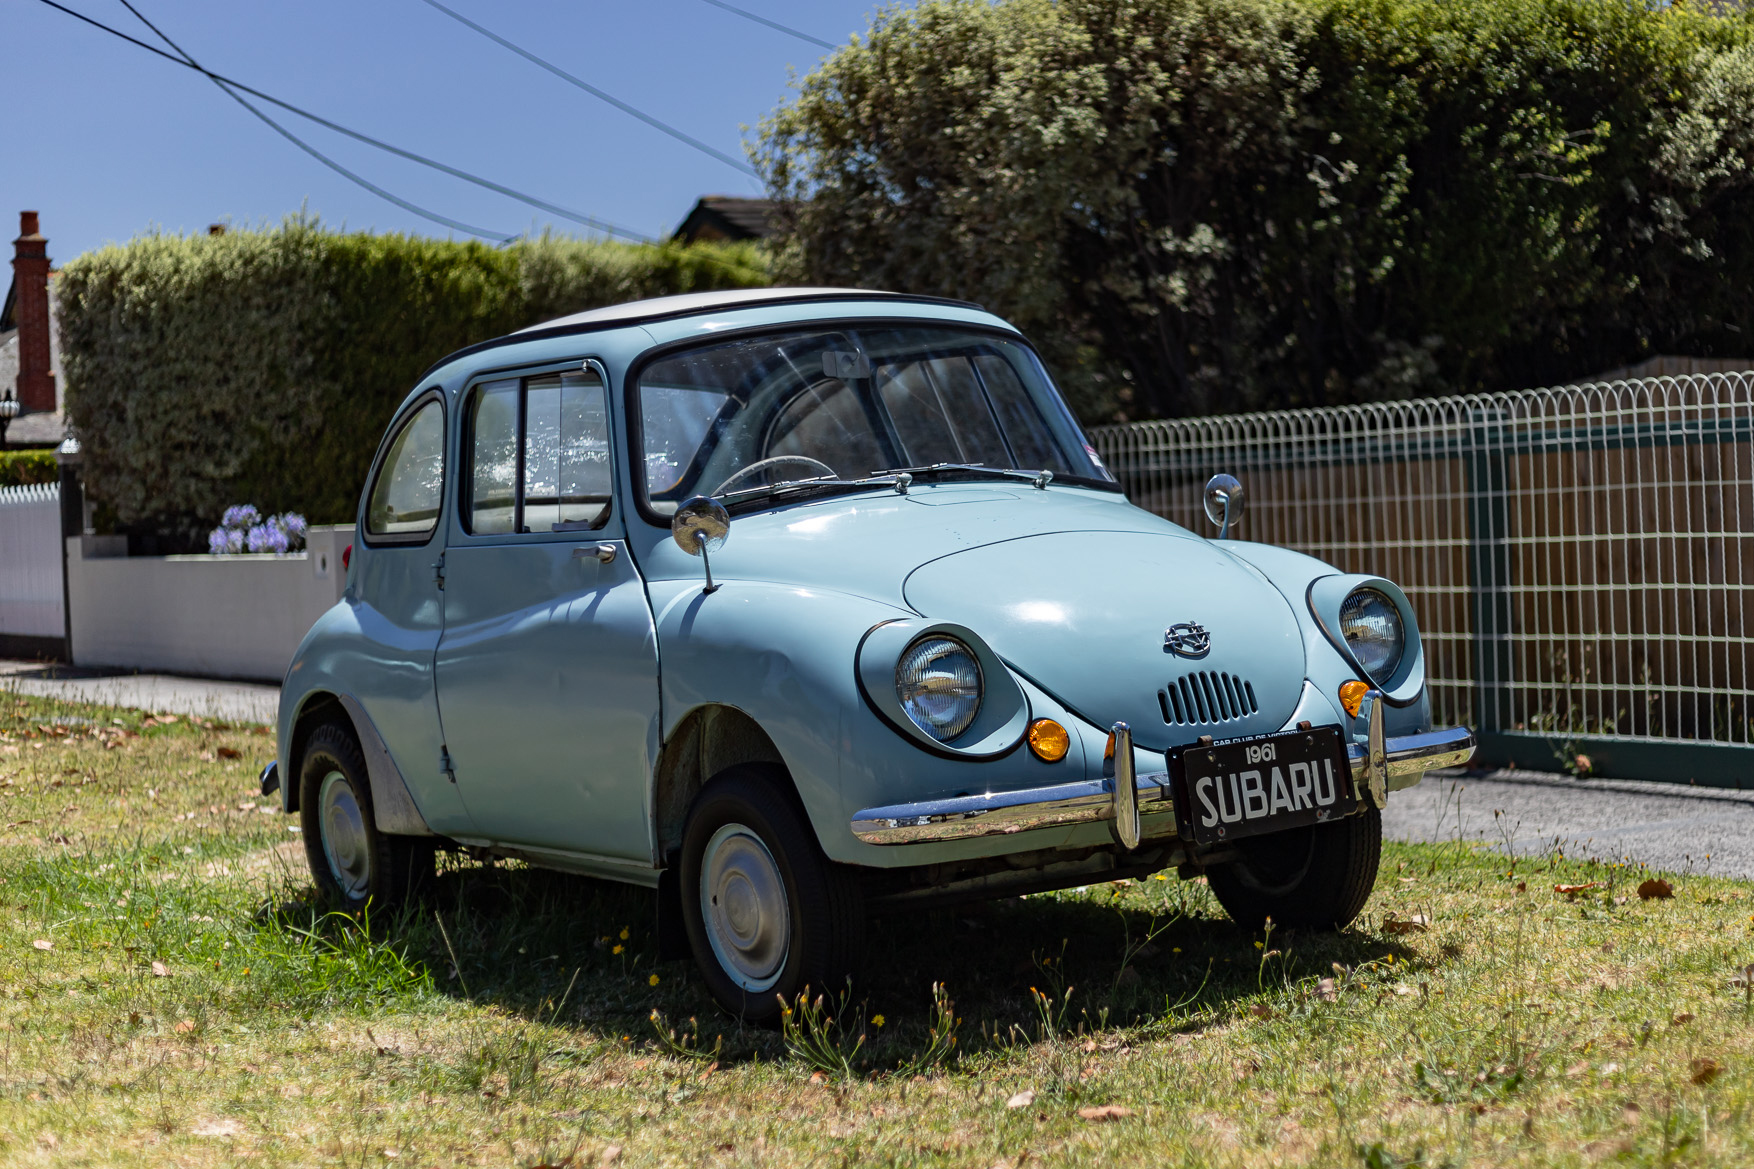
[{"left": 661, "top": 485, "right": 1306, "bottom": 751}]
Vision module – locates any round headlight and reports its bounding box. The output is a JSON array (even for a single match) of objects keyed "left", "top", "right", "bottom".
[
  {"left": 1339, "top": 588, "right": 1405, "bottom": 684},
  {"left": 896, "top": 636, "right": 983, "bottom": 742}
]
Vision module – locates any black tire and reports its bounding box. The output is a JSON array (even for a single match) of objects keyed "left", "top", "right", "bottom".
[
  {"left": 299, "top": 720, "right": 432, "bottom": 912},
  {"left": 679, "top": 766, "right": 864, "bottom": 1023},
  {"left": 1206, "top": 805, "right": 1381, "bottom": 931}
]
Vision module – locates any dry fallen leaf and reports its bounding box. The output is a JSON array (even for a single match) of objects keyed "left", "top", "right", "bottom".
[
  {"left": 1690, "top": 1057, "right": 1723, "bottom": 1085},
  {"left": 31, "top": 939, "right": 52, "bottom": 951},
  {"left": 1639, "top": 878, "right": 1675, "bottom": 900},
  {"left": 1671, "top": 1012, "right": 1696, "bottom": 1027},
  {"left": 1554, "top": 882, "right": 1601, "bottom": 896},
  {"left": 151, "top": 961, "right": 170, "bottom": 978},
  {"left": 1515, "top": 881, "right": 1528, "bottom": 893},
  {"left": 1077, "top": 1105, "right": 1135, "bottom": 1122},
  {"left": 1382, "top": 913, "right": 1431, "bottom": 935},
  {"left": 174, "top": 1020, "right": 196, "bottom": 1034},
  {"left": 217, "top": 747, "right": 241, "bottom": 760},
  {"left": 1249, "top": 1002, "right": 1275, "bottom": 1020},
  {"left": 190, "top": 1118, "right": 244, "bottom": 1138},
  {"left": 1007, "top": 1090, "right": 1037, "bottom": 1109},
  {"left": 1392, "top": 984, "right": 1417, "bottom": 997},
  {"left": 599, "top": 1146, "right": 622, "bottom": 1166}
]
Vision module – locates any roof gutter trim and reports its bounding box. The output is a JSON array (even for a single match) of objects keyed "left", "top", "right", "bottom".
[{"left": 416, "top": 290, "right": 989, "bottom": 382}]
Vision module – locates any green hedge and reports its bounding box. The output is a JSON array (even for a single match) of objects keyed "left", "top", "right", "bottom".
[
  {"left": 56, "top": 218, "right": 770, "bottom": 543},
  {"left": 759, "top": 0, "right": 1754, "bottom": 420},
  {"left": 0, "top": 450, "right": 57, "bottom": 488}
]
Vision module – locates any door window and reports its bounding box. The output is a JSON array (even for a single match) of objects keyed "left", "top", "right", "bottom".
[
  {"left": 366, "top": 398, "right": 445, "bottom": 539},
  {"left": 464, "top": 365, "right": 612, "bottom": 535}
]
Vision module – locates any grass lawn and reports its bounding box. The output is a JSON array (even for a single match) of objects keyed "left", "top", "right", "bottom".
[{"left": 2, "top": 687, "right": 1750, "bottom": 1167}]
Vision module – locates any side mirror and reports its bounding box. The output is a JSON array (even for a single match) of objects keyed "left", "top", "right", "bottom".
[
  {"left": 672, "top": 495, "right": 730, "bottom": 593},
  {"left": 1203, "top": 473, "right": 1246, "bottom": 540}
]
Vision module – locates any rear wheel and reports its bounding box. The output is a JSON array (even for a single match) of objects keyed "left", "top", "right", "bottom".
[
  {"left": 1206, "top": 806, "right": 1381, "bottom": 931},
  {"left": 679, "top": 766, "right": 864, "bottom": 1022},
  {"left": 298, "top": 721, "right": 432, "bottom": 912}
]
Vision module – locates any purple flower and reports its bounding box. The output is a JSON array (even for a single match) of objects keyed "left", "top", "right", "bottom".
[
  {"left": 207, "top": 527, "right": 230, "bottom": 555},
  {"left": 246, "top": 523, "right": 289, "bottom": 555},
  {"left": 277, "top": 512, "right": 308, "bottom": 546},
  {"left": 221, "top": 504, "right": 261, "bottom": 530}
]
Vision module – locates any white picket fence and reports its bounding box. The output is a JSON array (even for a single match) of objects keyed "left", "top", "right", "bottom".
[{"left": 0, "top": 482, "right": 63, "bottom": 640}]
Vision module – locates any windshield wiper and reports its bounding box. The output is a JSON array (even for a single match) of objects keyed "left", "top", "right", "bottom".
[
  {"left": 714, "top": 473, "right": 909, "bottom": 508},
  {"left": 870, "top": 463, "right": 1056, "bottom": 489}
]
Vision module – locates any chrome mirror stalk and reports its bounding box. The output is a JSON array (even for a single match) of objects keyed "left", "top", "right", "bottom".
[{"left": 672, "top": 496, "right": 731, "bottom": 594}]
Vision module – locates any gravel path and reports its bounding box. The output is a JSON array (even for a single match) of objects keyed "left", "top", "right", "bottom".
[{"left": 1385, "top": 768, "right": 1754, "bottom": 879}]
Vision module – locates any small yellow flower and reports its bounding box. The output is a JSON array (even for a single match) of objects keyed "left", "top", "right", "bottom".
[
  {"left": 648, "top": 974, "right": 660, "bottom": 986},
  {"left": 1172, "top": 947, "right": 1182, "bottom": 954},
  {"left": 1254, "top": 941, "right": 1264, "bottom": 950},
  {"left": 613, "top": 944, "right": 624, "bottom": 955},
  {"left": 650, "top": 1009, "right": 661, "bottom": 1021},
  {"left": 619, "top": 927, "right": 630, "bottom": 941},
  {"left": 872, "top": 1014, "right": 886, "bottom": 1027}
]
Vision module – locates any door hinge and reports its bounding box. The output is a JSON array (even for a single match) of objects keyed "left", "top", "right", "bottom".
[
  {"left": 440, "top": 746, "right": 456, "bottom": 783},
  {"left": 431, "top": 553, "right": 446, "bottom": 589}
]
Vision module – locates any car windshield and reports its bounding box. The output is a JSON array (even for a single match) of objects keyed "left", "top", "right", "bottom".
[{"left": 636, "top": 325, "right": 1114, "bottom": 515}]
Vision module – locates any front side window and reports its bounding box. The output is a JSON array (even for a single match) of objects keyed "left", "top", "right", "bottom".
[
  {"left": 635, "top": 325, "right": 1112, "bottom": 516},
  {"left": 464, "top": 365, "right": 612, "bottom": 535},
  {"left": 366, "top": 398, "right": 445, "bottom": 539}
]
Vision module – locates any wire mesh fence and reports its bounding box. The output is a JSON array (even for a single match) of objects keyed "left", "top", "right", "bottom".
[{"left": 1089, "top": 373, "right": 1753, "bottom": 782}]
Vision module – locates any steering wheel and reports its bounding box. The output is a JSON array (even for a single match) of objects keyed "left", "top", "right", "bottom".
[{"left": 712, "top": 454, "right": 839, "bottom": 496}]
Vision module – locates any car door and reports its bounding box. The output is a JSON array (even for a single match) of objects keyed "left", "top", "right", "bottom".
[
  {"left": 434, "top": 360, "right": 660, "bottom": 862},
  {"left": 347, "top": 392, "right": 474, "bottom": 836}
]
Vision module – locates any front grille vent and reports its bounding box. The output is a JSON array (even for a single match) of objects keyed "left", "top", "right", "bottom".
[{"left": 1158, "top": 671, "right": 1258, "bottom": 726}]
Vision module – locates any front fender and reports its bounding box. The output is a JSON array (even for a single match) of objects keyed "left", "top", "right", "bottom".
[{"left": 650, "top": 579, "right": 1114, "bottom": 867}]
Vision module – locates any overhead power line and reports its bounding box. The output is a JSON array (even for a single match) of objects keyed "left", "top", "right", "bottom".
[
  {"left": 416, "top": 0, "right": 759, "bottom": 178},
  {"left": 35, "top": 0, "right": 652, "bottom": 242},
  {"left": 697, "top": 0, "right": 835, "bottom": 51},
  {"left": 111, "top": 0, "right": 512, "bottom": 241}
]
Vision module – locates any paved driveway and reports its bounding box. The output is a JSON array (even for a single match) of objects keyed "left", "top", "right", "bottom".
[
  {"left": 1386, "top": 769, "right": 1754, "bottom": 879},
  {"left": 0, "top": 660, "right": 278, "bottom": 724}
]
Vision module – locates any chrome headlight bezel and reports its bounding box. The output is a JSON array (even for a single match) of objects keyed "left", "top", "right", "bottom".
[
  {"left": 856, "top": 620, "right": 1030, "bottom": 758},
  {"left": 895, "top": 635, "right": 984, "bottom": 742}
]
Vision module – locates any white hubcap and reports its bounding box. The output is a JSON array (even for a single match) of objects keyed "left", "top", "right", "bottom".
[
  {"left": 318, "top": 769, "right": 371, "bottom": 900},
  {"left": 700, "top": 823, "right": 789, "bottom": 992}
]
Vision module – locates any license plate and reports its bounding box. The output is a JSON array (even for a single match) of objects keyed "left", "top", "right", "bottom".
[{"left": 1166, "top": 726, "right": 1355, "bottom": 845}]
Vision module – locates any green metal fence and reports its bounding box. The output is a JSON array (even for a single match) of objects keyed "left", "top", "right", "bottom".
[{"left": 1088, "top": 373, "right": 1754, "bottom": 787}]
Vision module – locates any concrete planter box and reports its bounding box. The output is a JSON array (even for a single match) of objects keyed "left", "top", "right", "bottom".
[{"left": 67, "top": 525, "right": 351, "bottom": 683}]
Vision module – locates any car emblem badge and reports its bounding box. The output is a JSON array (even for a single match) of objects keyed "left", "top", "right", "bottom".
[{"left": 1163, "top": 621, "right": 1211, "bottom": 659}]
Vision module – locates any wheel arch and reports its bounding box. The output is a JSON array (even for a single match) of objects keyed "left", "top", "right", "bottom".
[
  {"left": 285, "top": 689, "right": 435, "bottom": 837},
  {"left": 651, "top": 704, "right": 790, "bottom": 863}
]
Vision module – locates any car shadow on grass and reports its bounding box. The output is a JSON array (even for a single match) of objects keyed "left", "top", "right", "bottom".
[{"left": 256, "top": 856, "right": 1430, "bottom": 1070}]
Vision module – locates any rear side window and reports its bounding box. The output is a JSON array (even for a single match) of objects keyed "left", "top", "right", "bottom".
[
  {"left": 464, "top": 364, "right": 612, "bottom": 534},
  {"left": 366, "top": 399, "right": 445, "bottom": 539}
]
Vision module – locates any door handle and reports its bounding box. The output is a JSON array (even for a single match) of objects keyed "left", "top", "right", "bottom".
[{"left": 573, "top": 543, "right": 617, "bottom": 564}]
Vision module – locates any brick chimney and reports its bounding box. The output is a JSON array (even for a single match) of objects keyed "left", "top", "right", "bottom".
[{"left": 11, "top": 211, "right": 55, "bottom": 414}]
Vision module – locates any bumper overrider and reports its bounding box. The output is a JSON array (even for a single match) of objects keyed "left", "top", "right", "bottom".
[{"left": 851, "top": 696, "right": 1474, "bottom": 846}]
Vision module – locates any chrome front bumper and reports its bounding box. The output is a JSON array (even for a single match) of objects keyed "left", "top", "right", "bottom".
[{"left": 850, "top": 720, "right": 1475, "bottom": 846}]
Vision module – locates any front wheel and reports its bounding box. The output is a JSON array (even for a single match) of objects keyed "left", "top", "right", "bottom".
[
  {"left": 298, "top": 721, "right": 432, "bottom": 912},
  {"left": 1206, "top": 805, "right": 1381, "bottom": 931},
  {"left": 679, "top": 767, "right": 864, "bottom": 1022}
]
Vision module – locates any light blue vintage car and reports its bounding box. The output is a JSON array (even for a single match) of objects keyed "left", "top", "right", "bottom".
[{"left": 264, "top": 288, "right": 1474, "bottom": 1018}]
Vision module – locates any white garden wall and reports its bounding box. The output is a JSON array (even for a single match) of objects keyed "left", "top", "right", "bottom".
[{"left": 66, "top": 525, "right": 351, "bottom": 682}]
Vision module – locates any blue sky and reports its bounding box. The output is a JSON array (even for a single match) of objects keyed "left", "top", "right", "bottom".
[{"left": 3, "top": 0, "right": 885, "bottom": 264}]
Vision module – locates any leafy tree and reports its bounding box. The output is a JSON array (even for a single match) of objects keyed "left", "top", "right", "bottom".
[{"left": 759, "top": 0, "right": 1754, "bottom": 420}]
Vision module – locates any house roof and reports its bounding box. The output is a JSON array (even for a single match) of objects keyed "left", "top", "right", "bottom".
[{"left": 673, "top": 196, "right": 777, "bottom": 243}]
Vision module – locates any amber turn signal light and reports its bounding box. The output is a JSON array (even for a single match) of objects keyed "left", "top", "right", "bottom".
[
  {"left": 1338, "top": 679, "right": 1371, "bottom": 718},
  {"left": 1029, "top": 719, "right": 1071, "bottom": 763}
]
